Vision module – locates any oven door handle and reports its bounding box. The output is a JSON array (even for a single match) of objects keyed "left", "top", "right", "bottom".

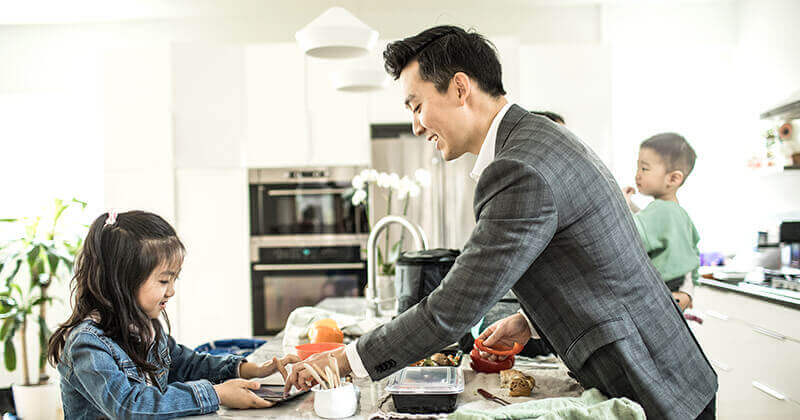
[
  {"left": 253, "top": 262, "right": 365, "bottom": 271},
  {"left": 267, "top": 188, "right": 348, "bottom": 196}
]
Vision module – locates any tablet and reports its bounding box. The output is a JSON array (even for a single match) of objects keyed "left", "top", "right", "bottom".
[{"left": 252, "top": 384, "right": 309, "bottom": 403}]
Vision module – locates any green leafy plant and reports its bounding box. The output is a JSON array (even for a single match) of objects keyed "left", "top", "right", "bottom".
[{"left": 0, "top": 198, "right": 87, "bottom": 385}]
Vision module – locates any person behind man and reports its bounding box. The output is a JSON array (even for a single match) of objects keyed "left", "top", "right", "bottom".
[
  {"left": 285, "top": 25, "right": 717, "bottom": 419},
  {"left": 623, "top": 133, "right": 700, "bottom": 311},
  {"left": 531, "top": 110, "right": 565, "bottom": 125}
]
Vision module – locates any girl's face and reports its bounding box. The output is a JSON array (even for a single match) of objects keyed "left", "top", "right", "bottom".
[{"left": 137, "top": 262, "right": 179, "bottom": 319}]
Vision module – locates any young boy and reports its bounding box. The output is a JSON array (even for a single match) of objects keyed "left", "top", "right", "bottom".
[{"left": 624, "top": 132, "right": 699, "bottom": 311}]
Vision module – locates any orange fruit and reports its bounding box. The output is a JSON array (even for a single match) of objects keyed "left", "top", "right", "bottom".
[
  {"left": 311, "top": 318, "right": 338, "bottom": 330},
  {"left": 309, "top": 325, "right": 343, "bottom": 344}
]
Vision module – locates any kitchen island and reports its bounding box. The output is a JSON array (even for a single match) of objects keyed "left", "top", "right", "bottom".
[{"left": 186, "top": 298, "right": 583, "bottom": 419}]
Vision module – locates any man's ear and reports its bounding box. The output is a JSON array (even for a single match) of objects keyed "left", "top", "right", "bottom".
[
  {"left": 667, "top": 170, "right": 685, "bottom": 187},
  {"left": 452, "top": 72, "right": 471, "bottom": 105}
]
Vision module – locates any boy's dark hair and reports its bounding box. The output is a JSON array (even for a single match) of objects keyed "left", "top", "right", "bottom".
[
  {"left": 383, "top": 25, "right": 506, "bottom": 97},
  {"left": 531, "top": 111, "right": 565, "bottom": 125},
  {"left": 641, "top": 132, "right": 697, "bottom": 185},
  {"left": 48, "top": 211, "right": 184, "bottom": 376}
]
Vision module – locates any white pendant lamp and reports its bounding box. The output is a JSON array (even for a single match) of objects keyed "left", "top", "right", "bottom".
[
  {"left": 332, "top": 68, "right": 387, "bottom": 92},
  {"left": 296, "top": 7, "right": 379, "bottom": 59}
]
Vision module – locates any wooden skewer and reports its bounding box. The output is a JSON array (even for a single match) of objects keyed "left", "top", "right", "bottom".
[
  {"left": 303, "top": 363, "right": 327, "bottom": 390},
  {"left": 324, "top": 366, "right": 336, "bottom": 390},
  {"left": 328, "top": 354, "right": 341, "bottom": 388}
]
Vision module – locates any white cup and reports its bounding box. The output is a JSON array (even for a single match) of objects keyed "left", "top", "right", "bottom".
[{"left": 312, "top": 381, "right": 358, "bottom": 418}]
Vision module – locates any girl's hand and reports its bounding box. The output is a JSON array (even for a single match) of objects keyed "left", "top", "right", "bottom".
[
  {"left": 213, "top": 378, "right": 275, "bottom": 409},
  {"left": 240, "top": 355, "right": 301, "bottom": 379}
]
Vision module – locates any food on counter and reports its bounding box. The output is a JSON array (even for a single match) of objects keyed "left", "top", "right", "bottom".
[
  {"left": 411, "top": 351, "right": 463, "bottom": 367},
  {"left": 500, "top": 369, "right": 536, "bottom": 397},
  {"left": 295, "top": 342, "right": 345, "bottom": 360},
  {"left": 470, "top": 338, "right": 523, "bottom": 373},
  {"left": 308, "top": 319, "right": 343, "bottom": 344},
  {"left": 386, "top": 366, "right": 465, "bottom": 414},
  {"left": 470, "top": 347, "right": 515, "bottom": 373}
]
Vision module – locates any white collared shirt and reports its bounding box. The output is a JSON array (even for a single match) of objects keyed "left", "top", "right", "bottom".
[
  {"left": 470, "top": 103, "right": 512, "bottom": 181},
  {"left": 345, "top": 102, "right": 540, "bottom": 379}
]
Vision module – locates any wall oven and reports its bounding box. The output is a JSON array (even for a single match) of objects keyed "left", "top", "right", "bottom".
[{"left": 249, "top": 167, "right": 368, "bottom": 335}]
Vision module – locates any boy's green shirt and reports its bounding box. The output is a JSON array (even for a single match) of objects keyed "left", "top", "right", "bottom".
[{"left": 632, "top": 199, "right": 700, "bottom": 283}]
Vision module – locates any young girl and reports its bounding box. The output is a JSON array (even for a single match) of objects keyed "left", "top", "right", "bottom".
[{"left": 48, "top": 210, "right": 299, "bottom": 419}]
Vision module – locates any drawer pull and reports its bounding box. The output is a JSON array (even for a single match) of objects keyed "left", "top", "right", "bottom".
[
  {"left": 705, "top": 310, "right": 729, "bottom": 321},
  {"left": 708, "top": 359, "right": 731, "bottom": 372},
  {"left": 752, "top": 326, "right": 786, "bottom": 341},
  {"left": 752, "top": 381, "right": 785, "bottom": 400}
]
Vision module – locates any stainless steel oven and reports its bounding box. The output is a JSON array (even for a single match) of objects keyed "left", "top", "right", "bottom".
[
  {"left": 249, "top": 167, "right": 369, "bottom": 235},
  {"left": 249, "top": 167, "right": 368, "bottom": 335}
]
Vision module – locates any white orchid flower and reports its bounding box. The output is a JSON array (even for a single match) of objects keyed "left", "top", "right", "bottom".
[
  {"left": 377, "top": 172, "right": 392, "bottom": 188},
  {"left": 389, "top": 173, "right": 401, "bottom": 190},
  {"left": 351, "top": 175, "right": 365, "bottom": 190},
  {"left": 351, "top": 189, "right": 367, "bottom": 206},
  {"left": 414, "top": 169, "right": 432, "bottom": 188},
  {"left": 395, "top": 176, "right": 413, "bottom": 199},
  {"left": 409, "top": 183, "right": 422, "bottom": 198},
  {"left": 360, "top": 168, "right": 379, "bottom": 182}
]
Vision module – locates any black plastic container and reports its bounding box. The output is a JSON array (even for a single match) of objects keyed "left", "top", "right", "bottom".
[{"left": 385, "top": 367, "right": 464, "bottom": 414}]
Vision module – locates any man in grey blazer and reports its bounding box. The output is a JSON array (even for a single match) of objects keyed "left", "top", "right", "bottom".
[{"left": 286, "top": 25, "right": 717, "bottom": 419}]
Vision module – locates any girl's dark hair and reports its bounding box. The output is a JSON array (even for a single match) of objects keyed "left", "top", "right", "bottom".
[
  {"left": 383, "top": 25, "right": 506, "bottom": 97},
  {"left": 48, "top": 210, "right": 185, "bottom": 375}
]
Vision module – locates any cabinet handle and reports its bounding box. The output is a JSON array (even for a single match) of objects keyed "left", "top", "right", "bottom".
[
  {"left": 752, "top": 326, "right": 786, "bottom": 341},
  {"left": 708, "top": 358, "right": 731, "bottom": 372},
  {"left": 705, "top": 310, "right": 729, "bottom": 321},
  {"left": 752, "top": 381, "right": 785, "bottom": 400}
]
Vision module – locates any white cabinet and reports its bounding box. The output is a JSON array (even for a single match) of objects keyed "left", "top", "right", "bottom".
[
  {"left": 244, "top": 43, "right": 371, "bottom": 167},
  {"left": 691, "top": 285, "right": 800, "bottom": 419},
  {"left": 174, "top": 168, "right": 251, "bottom": 347},
  {"left": 244, "top": 43, "right": 309, "bottom": 167},
  {"left": 173, "top": 43, "right": 244, "bottom": 169}
]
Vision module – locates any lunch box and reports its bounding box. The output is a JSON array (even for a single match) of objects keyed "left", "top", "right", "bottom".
[{"left": 385, "top": 366, "right": 464, "bottom": 414}]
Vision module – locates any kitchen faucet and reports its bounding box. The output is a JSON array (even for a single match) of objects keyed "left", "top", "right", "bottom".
[{"left": 366, "top": 216, "right": 428, "bottom": 318}]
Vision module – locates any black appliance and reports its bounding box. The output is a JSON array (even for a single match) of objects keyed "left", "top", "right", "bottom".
[{"left": 395, "top": 249, "right": 460, "bottom": 314}]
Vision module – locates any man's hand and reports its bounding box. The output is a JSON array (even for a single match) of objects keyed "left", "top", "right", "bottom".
[
  {"left": 477, "top": 313, "right": 532, "bottom": 361},
  {"left": 213, "top": 378, "right": 275, "bottom": 409},
  {"left": 283, "top": 347, "right": 351, "bottom": 395},
  {"left": 240, "top": 355, "right": 300, "bottom": 379},
  {"left": 672, "top": 291, "right": 693, "bottom": 311}
]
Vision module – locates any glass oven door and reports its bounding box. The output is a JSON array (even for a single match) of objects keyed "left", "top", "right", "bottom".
[
  {"left": 250, "top": 183, "right": 368, "bottom": 235},
  {"left": 251, "top": 262, "right": 366, "bottom": 335}
]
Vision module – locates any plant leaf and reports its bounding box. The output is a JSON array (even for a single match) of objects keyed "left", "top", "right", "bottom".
[
  {"left": 4, "top": 337, "right": 16, "bottom": 371},
  {"left": 0, "top": 219, "right": 17, "bottom": 223},
  {"left": 389, "top": 241, "right": 403, "bottom": 263},
  {"left": 38, "top": 316, "right": 50, "bottom": 370},
  {"left": 30, "top": 296, "right": 53, "bottom": 307},
  {"left": 0, "top": 317, "right": 15, "bottom": 341}
]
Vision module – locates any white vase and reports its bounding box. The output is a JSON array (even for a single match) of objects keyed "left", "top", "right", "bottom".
[
  {"left": 12, "top": 382, "right": 61, "bottom": 420},
  {"left": 376, "top": 273, "right": 398, "bottom": 317}
]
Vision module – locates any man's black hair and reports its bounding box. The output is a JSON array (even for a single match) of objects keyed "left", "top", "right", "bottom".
[{"left": 383, "top": 25, "right": 506, "bottom": 97}]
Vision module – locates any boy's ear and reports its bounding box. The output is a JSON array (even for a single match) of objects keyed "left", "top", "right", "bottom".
[{"left": 667, "top": 170, "right": 685, "bottom": 187}]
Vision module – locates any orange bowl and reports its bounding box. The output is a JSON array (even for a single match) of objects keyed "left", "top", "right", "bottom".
[{"left": 295, "top": 342, "right": 345, "bottom": 360}]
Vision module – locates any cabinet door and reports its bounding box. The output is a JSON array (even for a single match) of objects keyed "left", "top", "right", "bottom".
[
  {"left": 244, "top": 43, "right": 309, "bottom": 167},
  {"left": 692, "top": 286, "right": 800, "bottom": 419}
]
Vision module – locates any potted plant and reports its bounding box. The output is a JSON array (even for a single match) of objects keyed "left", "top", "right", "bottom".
[
  {"left": 349, "top": 169, "right": 430, "bottom": 313},
  {"left": 0, "top": 198, "right": 87, "bottom": 418}
]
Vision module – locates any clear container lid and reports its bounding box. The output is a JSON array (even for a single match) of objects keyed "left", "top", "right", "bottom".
[{"left": 385, "top": 367, "right": 465, "bottom": 395}]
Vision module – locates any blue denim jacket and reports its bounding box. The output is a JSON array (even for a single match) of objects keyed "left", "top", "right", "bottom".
[{"left": 58, "top": 319, "right": 244, "bottom": 419}]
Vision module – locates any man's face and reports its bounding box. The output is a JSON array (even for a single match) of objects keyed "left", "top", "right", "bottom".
[{"left": 400, "top": 61, "right": 469, "bottom": 161}]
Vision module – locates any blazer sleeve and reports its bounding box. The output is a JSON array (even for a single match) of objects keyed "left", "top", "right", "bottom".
[{"left": 355, "top": 158, "right": 558, "bottom": 380}]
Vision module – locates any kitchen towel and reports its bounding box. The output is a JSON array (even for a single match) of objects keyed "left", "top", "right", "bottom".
[{"left": 448, "top": 388, "right": 645, "bottom": 420}]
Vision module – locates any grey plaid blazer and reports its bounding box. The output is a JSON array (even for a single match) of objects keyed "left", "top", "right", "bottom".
[{"left": 356, "top": 104, "right": 717, "bottom": 419}]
